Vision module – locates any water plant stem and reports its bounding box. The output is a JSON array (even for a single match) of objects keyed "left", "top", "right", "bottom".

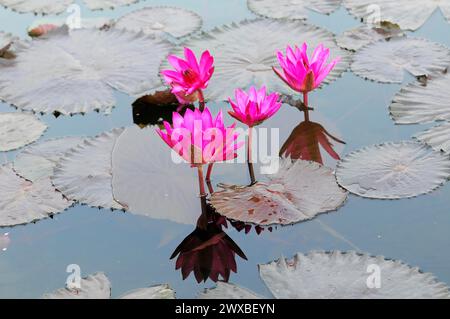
[
  {"left": 303, "top": 92, "right": 310, "bottom": 122},
  {"left": 247, "top": 126, "right": 256, "bottom": 185},
  {"left": 197, "top": 165, "right": 208, "bottom": 215},
  {"left": 197, "top": 165, "right": 206, "bottom": 197}
]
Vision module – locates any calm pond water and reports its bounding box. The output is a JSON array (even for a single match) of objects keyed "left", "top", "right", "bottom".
[{"left": 1, "top": 0, "right": 450, "bottom": 298}]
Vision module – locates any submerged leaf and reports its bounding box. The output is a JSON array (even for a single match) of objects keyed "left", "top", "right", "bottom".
[
  {"left": 0, "top": 164, "right": 71, "bottom": 227},
  {"left": 161, "top": 19, "right": 350, "bottom": 101},
  {"left": 13, "top": 136, "right": 84, "bottom": 182},
  {"left": 132, "top": 90, "right": 180, "bottom": 127},
  {"left": 0, "top": 28, "right": 172, "bottom": 115},
  {"left": 111, "top": 125, "right": 199, "bottom": 225},
  {"left": 344, "top": 0, "right": 450, "bottom": 31},
  {"left": 351, "top": 37, "right": 450, "bottom": 83},
  {"left": 259, "top": 251, "right": 450, "bottom": 298},
  {"left": 0, "top": 113, "right": 47, "bottom": 152},
  {"left": 336, "top": 22, "right": 404, "bottom": 51},
  {"left": 336, "top": 141, "right": 450, "bottom": 199},
  {"left": 115, "top": 6, "right": 202, "bottom": 38},
  {"left": 51, "top": 129, "right": 124, "bottom": 210},
  {"left": 247, "top": 0, "right": 342, "bottom": 20},
  {"left": 414, "top": 123, "right": 450, "bottom": 155},
  {"left": 210, "top": 160, "right": 348, "bottom": 226},
  {"left": 390, "top": 72, "right": 450, "bottom": 124}
]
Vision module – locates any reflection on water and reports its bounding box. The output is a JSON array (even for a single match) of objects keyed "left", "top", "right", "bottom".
[
  {"left": 280, "top": 108, "right": 345, "bottom": 165},
  {"left": 170, "top": 197, "right": 247, "bottom": 283}
]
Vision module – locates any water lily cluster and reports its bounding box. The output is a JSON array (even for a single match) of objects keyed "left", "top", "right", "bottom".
[{"left": 159, "top": 43, "right": 339, "bottom": 197}]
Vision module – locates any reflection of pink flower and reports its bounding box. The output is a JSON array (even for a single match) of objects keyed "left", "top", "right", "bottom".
[
  {"left": 162, "top": 48, "right": 214, "bottom": 104},
  {"left": 156, "top": 107, "right": 242, "bottom": 165},
  {"left": 273, "top": 43, "right": 340, "bottom": 93},
  {"left": 28, "top": 24, "right": 58, "bottom": 37},
  {"left": 171, "top": 204, "right": 247, "bottom": 283},
  {"left": 280, "top": 121, "right": 345, "bottom": 164},
  {"left": 228, "top": 86, "right": 282, "bottom": 127}
]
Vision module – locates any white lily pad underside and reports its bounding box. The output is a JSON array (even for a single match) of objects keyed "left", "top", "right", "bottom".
[
  {"left": 247, "top": 0, "right": 342, "bottom": 20},
  {"left": 351, "top": 37, "right": 450, "bottom": 83},
  {"left": 259, "top": 251, "right": 450, "bottom": 299},
  {"left": 13, "top": 136, "right": 84, "bottom": 182},
  {"left": 111, "top": 125, "right": 200, "bottom": 225},
  {"left": 336, "top": 24, "right": 404, "bottom": 51},
  {"left": 0, "top": 28, "right": 172, "bottom": 115},
  {"left": 210, "top": 160, "right": 348, "bottom": 226},
  {"left": 414, "top": 123, "right": 450, "bottom": 155},
  {"left": 43, "top": 272, "right": 175, "bottom": 299},
  {"left": 336, "top": 141, "right": 450, "bottom": 199},
  {"left": 161, "top": 19, "right": 351, "bottom": 101},
  {"left": 51, "top": 129, "right": 124, "bottom": 210},
  {"left": 0, "top": 164, "right": 71, "bottom": 227},
  {"left": 390, "top": 72, "right": 450, "bottom": 124},
  {"left": 115, "top": 6, "right": 202, "bottom": 38},
  {"left": 0, "top": 113, "right": 47, "bottom": 152},
  {"left": 344, "top": 0, "right": 450, "bottom": 31},
  {"left": 0, "top": 0, "right": 139, "bottom": 14}
]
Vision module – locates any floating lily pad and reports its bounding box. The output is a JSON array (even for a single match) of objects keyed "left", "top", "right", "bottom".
[
  {"left": 28, "top": 17, "right": 113, "bottom": 35},
  {"left": 344, "top": 0, "right": 450, "bottom": 31},
  {"left": 115, "top": 6, "right": 202, "bottom": 38},
  {"left": 0, "top": 0, "right": 139, "bottom": 14},
  {"left": 248, "top": 0, "right": 342, "bottom": 20},
  {"left": 259, "top": 251, "right": 450, "bottom": 298},
  {"left": 390, "top": 72, "right": 450, "bottom": 124},
  {"left": 119, "top": 284, "right": 175, "bottom": 299},
  {"left": 0, "top": 28, "right": 172, "bottom": 115},
  {"left": 111, "top": 125, "right": 200, "bottom": 225},
  {"left": 83, "top": 0, "right": 138, "bottom": 11},
  {"left": 161, "top": 19, "right": 351, "bottom": 101},
  {"left": 210, "top": 160, "right": 348, "bottom": 226},
  {"left": 336, "top": 141, "right": 450, "bottom": 199},
  {"left": 0, "top": 0, "right": 73, "bottom": 14},
  {"left": 0, "top": 31, "right": 18, "bottom": 59},
  {"left": 336, "top": 23, "right": 404, "bottom": 51},
  {"left": 43, "top": 272, "right": 111, "bottom": 299},
  {"left": 199, "top": 282, "right": 263, "bottom": 299},
  {"left": 43, "top": 272, "right": 175, "bottom": 299},
  {"left": 351, "top": 38, "right": 450, "bottom": 83},
  {"left": 0, "top": 113, "right": 47, "bottom": 152},
  {"left": 414, "top": 123, "right": 450, "bottom": 155},
  {"left": 51, "top": 129, "right": 124, "bottom": 210},
  {"left": 0, "top": 164, "right": 71, "bottom": 227},
  {"left": 13, "top": 137, "right": 84, "bottom": 182}
]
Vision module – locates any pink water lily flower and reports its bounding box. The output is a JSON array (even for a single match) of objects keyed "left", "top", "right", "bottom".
[
  {"left": 161, "top": 48, "right": 214, "bottom": 105},
  {"left": 228, "top": 86, "right": 282, "bottom": 127},
  {"left": 156, "top": 107, "right": 242, "bottom": 166},
  {"left": 273, "top": 43, "right": 340, "bottom": 93}
]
